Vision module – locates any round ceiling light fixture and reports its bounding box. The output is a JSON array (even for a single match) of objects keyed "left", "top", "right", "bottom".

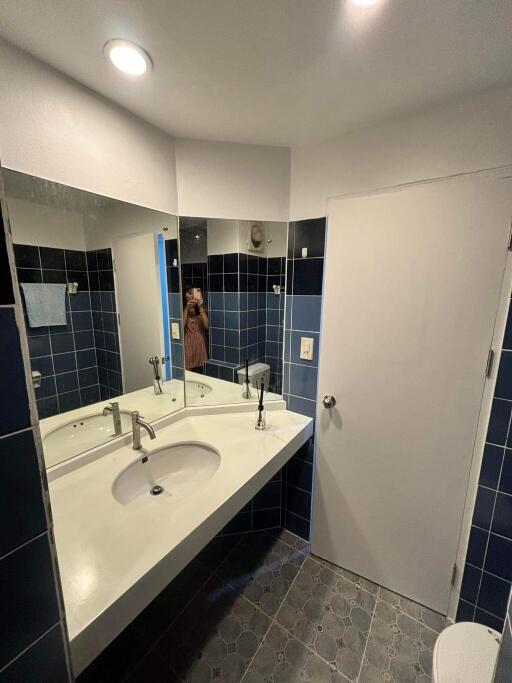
[{"left": 104, "top": 39, "right": 152, "bottom": 76}]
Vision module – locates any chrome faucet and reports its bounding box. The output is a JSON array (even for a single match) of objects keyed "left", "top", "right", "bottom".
[
  {"left": 131, "top": 410, "right": 156, "bottom": 451},
  {"left": 102, "top": 401, "right": 123, "bottom": 436}
]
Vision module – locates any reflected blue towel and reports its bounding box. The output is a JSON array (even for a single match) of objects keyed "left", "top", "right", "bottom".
[{"left": 20, "top": 283, "right": 67, "bottom": 327}]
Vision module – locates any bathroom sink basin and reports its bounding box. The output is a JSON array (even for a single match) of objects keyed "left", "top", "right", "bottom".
[
  {"left": 43, "top": 411, "right": 133, "bottom": 464},
  {"left": 112, "top": 441, "right": 220, "bottom": 506},
  {"left": 185, "top": 380, "right": 212, "bottom": 402}
]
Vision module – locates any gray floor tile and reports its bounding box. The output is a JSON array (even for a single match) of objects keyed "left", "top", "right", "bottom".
[
  {"left": 217, "top": 531, "right": 308, "bottom": 618},
  {"left": 311, "top": 554, "right": 380, "bottom": 596},
  {"left": 243, "top": 623, "right": 350, "bottom": 682},
  {"left": 275, "top": 556, "right": 377, "bottom": 681},
  {"left": 378, "top": 588, "right": 447, "bottom": 633},
  {"left": 157, "top": 574, "right": 271, "bottom": 682},
  {"left": 264, "top": 527, "right": 311, "bottom": 553},
  {"left": 359, "top": 599, "right": 438, "bottom": 683}
]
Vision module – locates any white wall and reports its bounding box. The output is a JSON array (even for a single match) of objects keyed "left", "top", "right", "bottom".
[
  {"left": 7, "top": 197, "right": 86, "bottom": 250},
  {"left": 176, "top": 138, "right": 290, "bottom": 222},
  {"left": 290, "top": 84, "right": 512, "bottom": 219},
  {"left": 0, "top": 39, "right": 178, "bottom": 215}
]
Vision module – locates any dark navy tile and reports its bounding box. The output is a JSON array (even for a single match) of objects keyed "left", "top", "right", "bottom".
[
  {"left": 0, "top": 623, "right": 69, "bottom": 683},
  {"left": 456, "top": 599, "right": 475, "bottom": 622},
  {"left": 42, "top": 268, "right": 66, "bottom": 284},
  {"left": 39, "top": 247, "right": 65, "bottom": 270},
  {"left": 478, "top": 572, "right": 511, "bottom": 618},
  {"left": 479, "top": 444, "right": 504, "bottom": 489},
  {"left": 285, "top": 484, "right": 311, "bottom": 520},
  {"left": 284, "top": 510, "right": 310, "bottom": 541},
  {"left": 485, "top": 534, "right": 512, "bottom": 581},
  {"left": 502, "top": 304, "right": 512, "bottom": 350},
  {"left": 209, "top": 273, "right": 223, "bottom": 291},
  {"left": 31, "top": 354, "right": 54, "bottom": 377},
  {"left": 13, "top": 244, "right": 40, "bottom": 269},
  {"left": 218, "top": 365, "right": 234, "bottom": 382},
  {"left": 0, "top": 534, "right": 60, "bottom": 670},
  {"left": 492, "top": 493, "right": 512, "bottom": 539},
  {"left": 0, "top": 221, "right": 14, "bottom": 305},
  {"left": 474, "top": 608, "right": 504, "bottom": 631},
  {"left": 76, "top": 349, "right": 96, "bottom": 369},
  {"left": 72, "top": 311, "right": 93, "bottom": 332},
  {"left": 18, "top": 267, "right": 42, "bottom": 283},
  {"left": 292, "top": 218, "right": 326, "bottom": 259},
  {"left": 474, "top": 486, "right": 496, "bottom": 530},
  {"left": 58, "top": 390, "right": 81, "bottom": 412},
  {"left": 247, "top": 254, "right": 258, "bottom": 274},
  {"left": 208, "top": 254, "right": 223, "bottom": 273},
  {"left": 223, "top": 252, "right": 238, "bottom": 272},
  {"left": 99, "top": 270, "right": 114, "bottom": 291},
  {"left": 289, "top": 363, "right": 318, "bottom": 401},
  {"left": 488, "top": 399, "right": 512, "bottom": 446},
  {"left": 499, "top": 450, "right": 512, "bottom": 495},
  {"left": 53, "top": 352, "right": 77, "bottom": 374},
  {"left": 225, "top": 329, "right": 239, "bottom": 348},
  {"left": 86, "top": 249, "right": 98, "bottom": 272},
  {"left": 286, "top": 456, "right": 313, "bottom": 493},
  {"left": 292, "top": 257, "right": 324, "bottom": 296},
  {"left": 50, "top": 332, "right": 74, "bottom": 354},
  {"left": 466, "top": 526, "right": 488, "bottom": 568},
  {"left": 221, "top": 511, "right": 252, "bottom": 535},
  {"left": 224, "top": 273, "right": 238, "bottom": 292},
  {"left": 56, "top": 371, "right": 79, "bottom": 394},
  {"left": 70, "top": 291, "right": 91, "bottom": 311},
  {"left": 35, "top": 376, "right": 57, "bottom": 400},
  {"left": 67, "top": 270, "right": 89, "bottom": 291},
  {"left": 37, "top": 396, "right": 59, "bottom": 419},
  {"left": 253, "top": 481, "right": 281, "bottom": 510},
  {"left": 74, "top": 330, "right": 95, "bottom": 350},
  {"left": 495, "top": 352, "right": 512, "bottom": 401},
  {"left": 460, "top": 563, "right": 482, "bottom": 603},
  {"left": 87, "top": 270, "right": 99, "bottom": 291},
  {"left": 224, "top": 347, "right": 239, "bottom": 365},
  {"left": 80, "top": 385, "right": 101, "bottom": 407},
  {"left": 79, "top": 367, "right": 98, "bottom": 388},
  {"left": 97, "top": 249, "right": 112, "bottom": 270},
  {"left": 65, "top": 249, "right": 86, "bottom": 271},
  {"left": 0, "top": 430, "right": 46, "bottom": 557},
  {"left": 253, "top": 508, "right": 281, "bottom": 530},
  {"left": 0, "top": 309, "right": 31, "bottom": 436}
]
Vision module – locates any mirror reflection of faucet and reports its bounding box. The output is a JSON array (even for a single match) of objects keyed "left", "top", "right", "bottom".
[
  {"left": 149, "top": 356, "right": 163, "bottom": 395},
  {"left": 102, "top": 401, "right": 123, "bottom": 436}
]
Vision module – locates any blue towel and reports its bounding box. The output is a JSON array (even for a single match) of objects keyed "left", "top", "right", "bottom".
[{"left": 20, "top": 283, "right": 67, "bottom": 327}]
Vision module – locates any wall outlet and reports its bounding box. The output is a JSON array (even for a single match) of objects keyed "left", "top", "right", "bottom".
[
  {"left": 300, "top": 336, "right": 314, "bottom": 361},
  {"left": 302, "top": 247, "right": 308, "bottom": 258},
  {"left": 171, "top": 322, "right": 180, "bottom": 340}
]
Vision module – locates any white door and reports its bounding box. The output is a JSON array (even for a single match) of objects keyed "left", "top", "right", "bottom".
[
  {"left": 311, "top": 175, "right": 512, "bottom": 613},
  {"left": 113, "top": 232, "right": 165, "bottom": 393}
]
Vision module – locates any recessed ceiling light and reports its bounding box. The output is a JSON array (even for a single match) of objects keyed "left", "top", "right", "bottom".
[
  {"left": 350, "top": 0, "right": 380, "bottom": 5},
  {"left": 104, "top": 39, "right": 152, "bottom": 76}
]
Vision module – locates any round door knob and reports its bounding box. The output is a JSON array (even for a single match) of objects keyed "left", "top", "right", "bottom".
[{"left": 323, "top": 395, "right": 336, "bottom": 409}]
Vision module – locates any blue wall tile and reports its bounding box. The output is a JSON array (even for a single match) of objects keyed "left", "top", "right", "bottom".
[
  {"left": 0, "top": 624, "right": 69, "bottom": 683},
  {"left": 0, "top": 309, "right": 31, "bottom": 436}
]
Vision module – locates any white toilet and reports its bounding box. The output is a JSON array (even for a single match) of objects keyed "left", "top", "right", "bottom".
[
  {"left": 432, "top": 622, "right": 500, "bottom": 683},
  {"left": 237, "top": 362, "right": 271, "bottom": 391}
]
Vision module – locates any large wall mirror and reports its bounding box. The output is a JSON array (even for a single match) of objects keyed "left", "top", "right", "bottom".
[
  {"left": 4, "top": 170, "right": 183, "bottom": 468},
  {"left": 179, "top": 217, "right": 287, "bottom": 406}
]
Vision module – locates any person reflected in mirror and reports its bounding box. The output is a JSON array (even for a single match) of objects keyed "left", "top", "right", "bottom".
[{"left": 183, "top": 285, "right": 209, "bottom": 373}]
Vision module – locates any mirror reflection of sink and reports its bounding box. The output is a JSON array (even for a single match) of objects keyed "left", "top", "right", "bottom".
[
  {"left": 185, "top": 380, "right": 212, "bottom": 401},
  {"left": 112, "top": 442, "right": 220, "bottom": 506},
  {"left": 43, "top": 411, "right": 133, "bottom": 465}
]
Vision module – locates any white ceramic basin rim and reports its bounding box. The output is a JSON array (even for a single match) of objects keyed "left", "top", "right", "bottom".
[
  {"left": 185, "top": 380, "right": 212, "bottom": 401},
  {"left": 112, "top": 441, "right": 221, "bottom": 506}
]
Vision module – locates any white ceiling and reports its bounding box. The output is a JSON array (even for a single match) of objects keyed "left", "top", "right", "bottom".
[{"left": 1, "top": 0, "right": 511, "bottom": 146}]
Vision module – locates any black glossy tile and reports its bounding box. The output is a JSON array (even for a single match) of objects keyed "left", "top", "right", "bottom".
[
  {"left": 492, "top": 493, "right": 512, "bottom": 539},
  {"left": 37, "top": 396, "right": 59, "bottom": 419},
  {"left": 39, "top": 247, "right": 65, "bottom": 270},
  {"left": 74, "top": 330, "right": 95, "bottom": 350},
  {"left": 224, "top": 273, "right": 238, "bottom": 292},
  {"left": 223, "top": 252, "right": 238, "bottom": 272},
  {"left": 53, "top": 352, "right": 76, "bottom": 375},
  {"left": 50, "top": 332, "right": 74, "bottom": 354},
  {"left": 495, "top": 351, "right": 512, "bottom": 400},
  {"left": 488, "top": 399, "right": 512, "bottom": 446},
  {"left": 55, "top": 371, "right": 79, "bottom": 393},
  {"left": 456, "top": 598, "right": 475, "bottom": 622},
  {"left": 58, "top": 390, "right": 81, "bottom": 412},
  {"left": 473, "top": 485, "right": 496, "bottom": 530},
  {"left": 292, "top": 257, "right": 324, "bottom": 295},
  {"left": 253, "top": 481, "right": 281, "bottom": 510},
  {"left": 76, "top": 349, "right": 96, "bottom": 369},
  {"left": 17, "top": 267, "right": 42, "bottom": 283},
  {"left": 499, "top": 450, "right": 512, "bottom": 495},
  {"left": 474, "top": 608, "right": 504, "bottom": 631},
  {"left": 67, "top": 270, "right": 89, "bottom": 291},
  {"left": 80, "top": 385, "right": 101, "bottom": 406},
  {"left": 98, "top": 270, "right": 114, "bottom": 291},
  {"left": 284, "top": 510, "right": 310, "bottom": 540},
  {"left": 253, "top": 508, "right": 281, "bottom": 530},
  {"left": 0, "top": 624, "right": 69, "bottom": 683},
  {"left": 64, "top": 249, "right": 86, "bottom": 270},
  {"left": 86, "top": 250, "right": 98, "bottom": 272},
  {"left": 42, "top": 269, "right": 66, "bottom": 284},
  {"left": 485, "top": 533, "right": 512, "bottom": 581},
  {"left": 292, "top": 218, "right": 326, "bottom": 258},
  {"left": 31, "top": 354, "right": 54, "bottom": 377},
  {"left": 35, "top": 376, "right": 57, "bottom": 400},
  {"left": 87, "top": 270, "right": 99, "bottom": 291},
  {"left": 79, "top": 367, "right": 98, "bottom": 388},
  {"left": 0, "top": 309, "right": 31, "bottom": 436},
  {"left": 460, "top": 563, "right": 481, "bottom": 603},
  {"left": 168, "top": 266, "right": 180, "bottom": 293},
  {"left": 96, "top": 249, "right": 112, "bottom": 270},
  {"left": 466, "top": 526, "right": 488, "bottom": 568},
  {"left": 209, "top": 273, "right": 223, "bottom": 291},
  {"left": 72, "top": 311, "right": 93, "bottom": 332},
  {"left": 285, "top": 484, "right": 312, "bottom": 520},
  {"left": 286, "top": 455, "right": 313, "bottom": 493},
  {"left": 0, "top": 224, "right": 14, "bottom": 305},
  {"left": 0, "top": 534, "right": 60, "bottom": 670},
  {"left": 28, "top": 333, "right": 51, "bottom": 359},
  {"left": 13, "top": 244, "right": 40, "bottom": 269},
  {"left": 221, "top": 510, "right": 252, "bottom": 534},
  {"left": 0, "top": 430, "right": 46, "bottom": 557}
]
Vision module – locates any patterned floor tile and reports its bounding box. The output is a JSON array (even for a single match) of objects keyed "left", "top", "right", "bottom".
[
  {"left": 311, "top": 554, "right": 380, "bottom": 596},
  {"left": 243, "top": 623, "right": 350, "bottom": 682},
  {"left": 275, "top": 556, "right": 377, "bottom": 681},
  {"left": 378, "top": 588, "right": 446, "bottom": 633},
  {"left": 157, "top": 574, "right": 271, "bottom": 682},
  {"left": 359, "top": 599, "right": 438, "bottom": 683},
  {"left": 217, "top": 531, "right": 308, "bottom": 618}
]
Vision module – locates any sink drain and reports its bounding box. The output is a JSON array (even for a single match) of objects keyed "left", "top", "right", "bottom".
[{"left": 150, "top": 484, "right": 164, "bottom": 496}]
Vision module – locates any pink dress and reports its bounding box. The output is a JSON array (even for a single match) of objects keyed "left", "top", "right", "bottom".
[{"left": 184, "top": 307, "right": 208, "bottom": 370}]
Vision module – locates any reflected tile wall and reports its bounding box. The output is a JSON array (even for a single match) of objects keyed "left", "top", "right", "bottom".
[{"left": 166, "top": 239, "right": 184, "bottom": 381}]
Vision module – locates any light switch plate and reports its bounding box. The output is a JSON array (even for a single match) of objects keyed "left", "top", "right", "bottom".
[
  {"left": 302, "top": 247, "right": 308, "bottom": 258},
  {"left": 171, "top": 322, "right": 180, "bottom": 340},
  {"left": 300, "top": 336, "right": 314, "bottom": 361}
]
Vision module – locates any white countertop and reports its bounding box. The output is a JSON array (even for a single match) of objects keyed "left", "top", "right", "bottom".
[{"left": 49, "top": 406, "right": 313, "bottom": 674}]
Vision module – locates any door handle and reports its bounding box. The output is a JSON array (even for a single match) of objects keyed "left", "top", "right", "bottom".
[{"left": 323, "top": 395, "right": 336, "bottom": 409}]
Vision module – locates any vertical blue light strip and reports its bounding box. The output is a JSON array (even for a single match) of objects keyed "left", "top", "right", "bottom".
[{"left": 157, "top": 234, "right": 172, "bottom": 380}]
